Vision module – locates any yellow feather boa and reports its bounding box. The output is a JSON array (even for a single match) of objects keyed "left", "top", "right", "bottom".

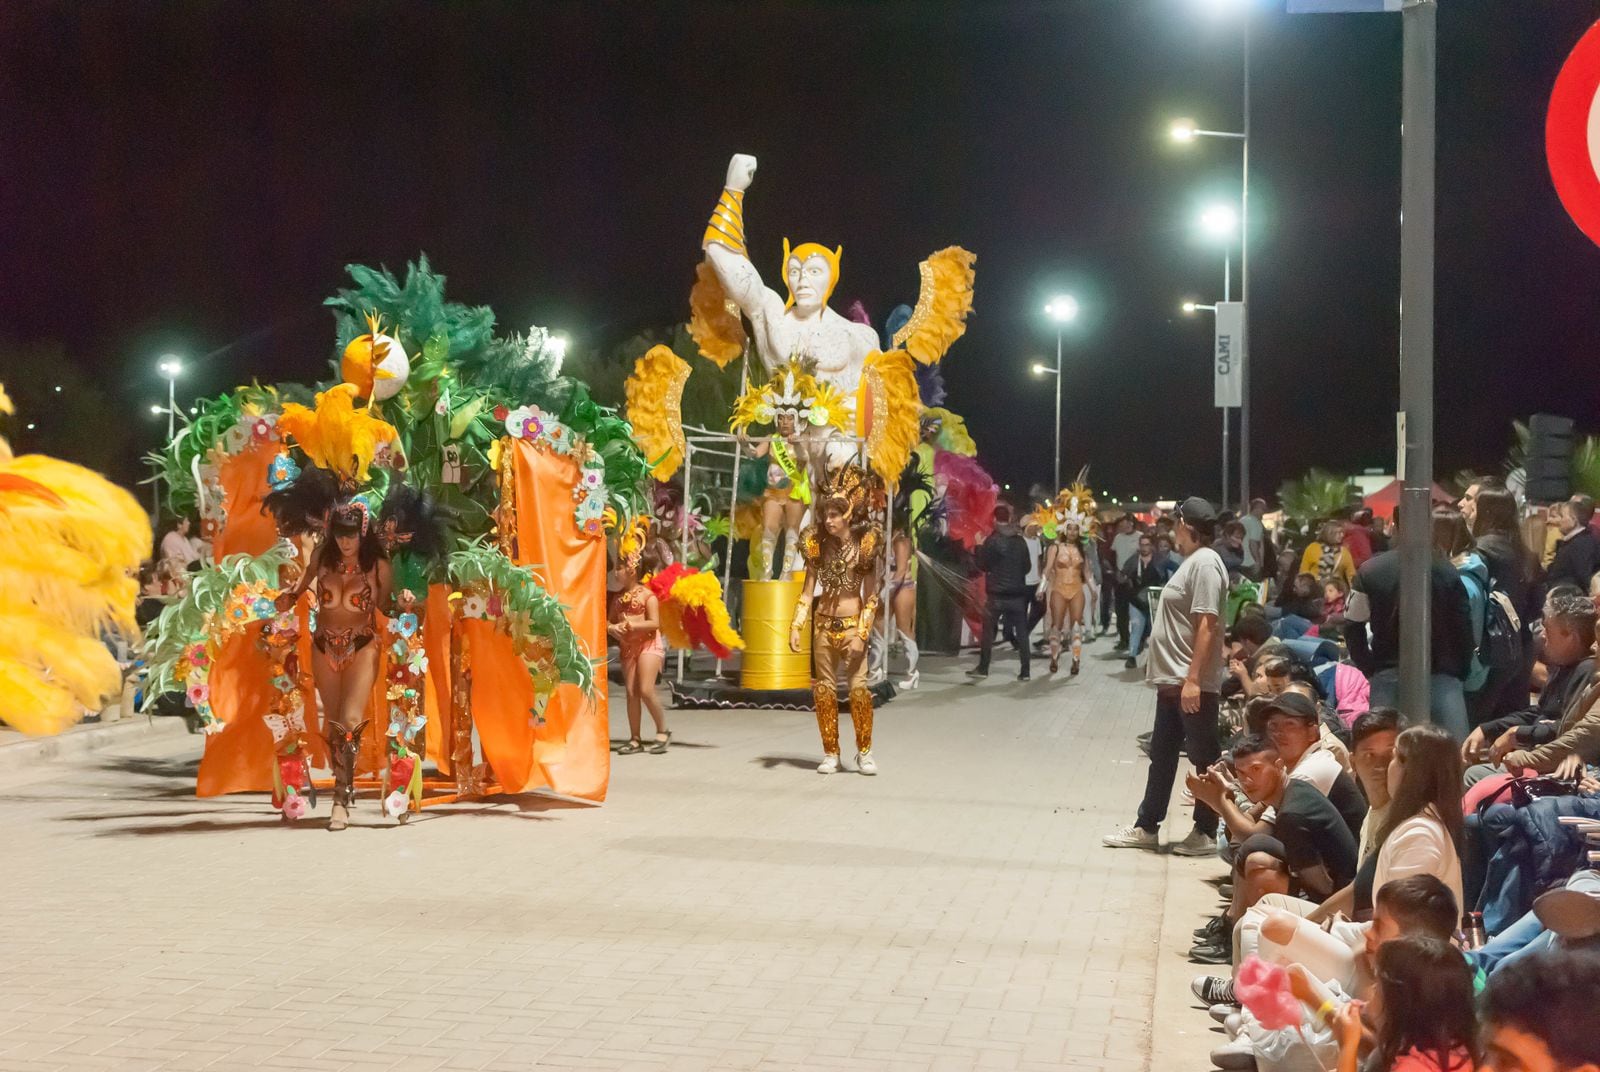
[
  {"left": 892, "top": 246, "right": 977, "bottom": 364},
  {"left": 688, "top": 261, "right": 746, "bottom": 368},
  {"left": 923, "top": 406, "right": 976, "bottom": 456},
  {"left": 624, "top": 345, "right": 692, "bottom": 481},
  {"left": 0, "top": 453, "right": 149, "bottom": 735}
]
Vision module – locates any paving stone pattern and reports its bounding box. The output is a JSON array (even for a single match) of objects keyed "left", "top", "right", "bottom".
[{"left": 2, "top": 642, "right": 1214, "bottom": 1071}]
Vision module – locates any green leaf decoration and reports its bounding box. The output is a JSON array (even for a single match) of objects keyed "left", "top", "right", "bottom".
[
  {"left": 140, "top": 545, "right": 296, "bottom": 708},
  {"left": 446, "top": 542, "right": 596, "bottom": 694}
]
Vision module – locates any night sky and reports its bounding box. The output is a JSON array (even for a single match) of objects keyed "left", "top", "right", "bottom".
[{"left": 4, "top": 1, "right": 1600, "bottom": 504}]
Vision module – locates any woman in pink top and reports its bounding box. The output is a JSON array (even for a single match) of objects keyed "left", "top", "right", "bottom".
[{"left": 1332, "top": 934, "right": 1476, "bottom": 1072}]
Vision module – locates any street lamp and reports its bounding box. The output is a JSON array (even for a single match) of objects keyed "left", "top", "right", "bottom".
[
  {"left": 1040, "top": 295, "right": 1078, "bottom": 491},
  {"left": 156, "top": 355, "right": 182, "bottom": 442},
  {"left": 1168, "top": 7, "right": 1251, "bottom": 507}
]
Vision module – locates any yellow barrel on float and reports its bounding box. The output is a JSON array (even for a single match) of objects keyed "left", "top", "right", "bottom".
[{"left": 740, "top": 579, "right": 812, "bottom": 690}]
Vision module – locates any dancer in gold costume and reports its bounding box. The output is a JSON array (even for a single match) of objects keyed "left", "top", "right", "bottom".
[{"left": 788, "top": 464, "right": 883, "bottom": 776}]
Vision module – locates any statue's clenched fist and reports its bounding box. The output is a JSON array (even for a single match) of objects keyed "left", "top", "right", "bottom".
[{"left": 725, "top": 153, "right": 758, "bottom": 192}]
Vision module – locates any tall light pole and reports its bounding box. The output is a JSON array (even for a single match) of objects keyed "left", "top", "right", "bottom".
[
  {"left": 1171, "top": 17, "right": 1249, "bottom": 507},
  {"left": 157, "top": 356, "right": 182, "bottom": 442},
  {"left": 1199, "top": 203, "right": 1238, "bottom": 508},
  {"left": 1039, "top": 295, "right": 1079, "bottom": 490}
]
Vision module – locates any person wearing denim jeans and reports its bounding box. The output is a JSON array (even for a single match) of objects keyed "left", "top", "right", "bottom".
[{"left": 1104, "top": 497, "right": 1229, "bottom": 856}]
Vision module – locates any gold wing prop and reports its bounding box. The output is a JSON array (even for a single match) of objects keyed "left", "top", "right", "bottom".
[
  {"left": 891, "top": 246, "right": 977, "bottom": 365},
  {"left": 624, "top": 345, "right": 692, "bottom": 480},
  {"left": 856, "top": 349, "right": 921, "bottom": 487}
]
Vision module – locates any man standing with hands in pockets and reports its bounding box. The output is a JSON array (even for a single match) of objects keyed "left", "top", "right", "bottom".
[{"left": 1103, "top": 497, "right": 1229, "bottom": 856}]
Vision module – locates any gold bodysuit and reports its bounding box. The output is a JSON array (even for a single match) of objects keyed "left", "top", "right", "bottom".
[{"left": 801, "top": 524, "right": 883, "bottom": 757}]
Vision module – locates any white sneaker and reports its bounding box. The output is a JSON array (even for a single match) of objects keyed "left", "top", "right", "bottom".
[
  {"left": 1209, "top": 1036, "right": 1257, "bottom": 1070},
  {"left": 856, "top": 751, "right": 877, "bottom": 776},
  {"left": 817, "top": 754, "right": 840, "bottom": 775},
  {"left": 1224, "top": 1011, "right": 1243, "bottom": 1039},
  {"left": 1171, "top": 827, "right": 1218, "bottom": 857},
  {"left": 1101, "top": 824, "right": 1159, "bottom": 850},
  {"left": 1208, "top": 1003, "right": 1235, "bottom": 1024}
]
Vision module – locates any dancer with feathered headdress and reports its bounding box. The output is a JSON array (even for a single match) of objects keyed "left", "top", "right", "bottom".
[{"left": 790, "top": 464, "right": 885, "bottom": 776}]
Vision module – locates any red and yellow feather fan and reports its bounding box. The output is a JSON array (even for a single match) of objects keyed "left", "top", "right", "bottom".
[{"left": 645, "top": 562, "right": 743, "bottom": 660}]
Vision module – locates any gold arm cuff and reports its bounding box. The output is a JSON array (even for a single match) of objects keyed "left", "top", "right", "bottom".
[
  {"left": 857, "top": 595, "right": 880, "bottom": 640},
  {"left": 791, "top": 599, "right": 812, "bottom": 633},
  {"left": 703, "top": 188, "right": 748, "bottom": 255}
]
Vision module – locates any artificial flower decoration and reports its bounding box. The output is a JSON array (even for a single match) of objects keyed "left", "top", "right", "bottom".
[
  {"left": 383, "top": 790, "right": 409, "bottom": 819},
  {"left": 185, "top": 644, "right": 210, "bottom": 669},
  {"left": 187, "top": 682, "right": 210, "bottom": 706},
  {"left": 250, "top": 418, "right": 274, "bottom": 441},
  {"left": 395, "top": 613, "right": 418, "bottom": 637},
  {"left": 460, "top": 594, "right": 489, "bottom": 619},
  {"left": 281, "top": 793, "right": 309, "bottom": 821},
  {"left": 267, "top": 453, "right": 301, "bottom": 491},
  {"left": 251, "top": 596, "right": 276, "bottom": 619}
]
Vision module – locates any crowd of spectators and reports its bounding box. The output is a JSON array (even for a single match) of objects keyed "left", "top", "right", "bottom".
[{"left": 1094, "top": 484, "right": 1600, "bottom": 1071}]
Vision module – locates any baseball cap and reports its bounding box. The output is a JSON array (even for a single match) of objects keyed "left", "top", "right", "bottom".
[
  {"left": 1258, "top": 692, "right": 1320, "bottom": 724},
  {"left": 1176, "top": 496, "right": 1218, "bottom": 525}
]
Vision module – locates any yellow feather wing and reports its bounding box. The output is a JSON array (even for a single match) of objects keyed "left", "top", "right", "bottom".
[
  {"left": 856, "top": 350, "right": 922, "bottom": 486},
  {"left": 891, "top": 247, "right": 977, "bottom": 365},
  {"left": 688, "top": 261, "right": 746, "bottom": 368},
  {"left": 624, "top": 345, "right": 692, "bottom": 481}
]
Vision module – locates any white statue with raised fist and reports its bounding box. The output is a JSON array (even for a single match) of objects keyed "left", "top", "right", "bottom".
[{"left": 700, "top": 153, "right": 879, "bottom": 400}]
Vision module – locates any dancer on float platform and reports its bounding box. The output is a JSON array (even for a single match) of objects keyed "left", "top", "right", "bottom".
[{"left": 790, "top": 464, "right": 883, "bottom": 776}]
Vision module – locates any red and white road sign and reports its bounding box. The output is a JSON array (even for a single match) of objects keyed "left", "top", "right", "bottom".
[{"left": 1548, "top": 20, "right": 1600, "bottom": 247}]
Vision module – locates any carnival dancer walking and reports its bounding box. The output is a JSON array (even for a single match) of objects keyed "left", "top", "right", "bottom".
[
  {"left": 274, "top": 499, "right": 392, "bottom": 830},
  {"left": 1041, "top": 521, "right": 1093, "bottom": 676},
  {"left": 790, "top": 464, "right": 883, "bottom": 775}
]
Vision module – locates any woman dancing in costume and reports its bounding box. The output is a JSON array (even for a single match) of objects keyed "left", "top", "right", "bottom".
[
  {"left": 274, "top": 497, "right": 392, "bottom": 830},
  {"left": 608, "top": 536, "right": 670, "bottom": 756},
  {"left": 789, "top": 464, "right": 883, "bottom": 775},
  {"left": 1041, "top": 521, "right": 1092, "bottom": 676}
]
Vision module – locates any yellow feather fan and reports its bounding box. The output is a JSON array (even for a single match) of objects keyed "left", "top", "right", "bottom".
[
  {"left": 624, "top": 345, "right": 691, "bottom": 481},
  {"left": 0, "top": 448, "right": 150, "bottom": 736},
  {"left": 688, "top": 261, "right": 746, "bottom": 369},
  {"left": 892, "top": 246, "right": 977, "bottom": 365},
  {"left": 856, "top": 349, "right": 922, "bottom": 487},
  {"left": 276, "top": 383, "right": 398, "bottom": 484}
]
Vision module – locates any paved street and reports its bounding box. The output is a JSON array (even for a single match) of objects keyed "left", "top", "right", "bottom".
[{"left": 2, "top": 640, "right": 1223, "bottom": 1072}]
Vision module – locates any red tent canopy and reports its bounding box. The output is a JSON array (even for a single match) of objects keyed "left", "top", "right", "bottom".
[{"left": 1362, "top": 479, "right": 1454, "bottom": 522}]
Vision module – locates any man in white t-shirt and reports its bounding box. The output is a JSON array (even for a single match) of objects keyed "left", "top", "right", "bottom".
[{"left": 1104, "top": 497, "right": 1229, "bottom": 857}]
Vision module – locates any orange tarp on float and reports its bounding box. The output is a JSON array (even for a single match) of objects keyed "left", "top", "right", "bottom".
[
  {"left": 466, "top": 438, "right": 609, "bottom": 800},
  {"left": 197, "top": 442, "right": 327, "bottom": 796}
]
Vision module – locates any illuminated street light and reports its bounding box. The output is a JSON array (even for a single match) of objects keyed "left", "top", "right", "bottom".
[
  {"left": 1170, "top": 118, "right": 1197, "bottom": 142},
  {"left": 1200, "top": 203, "right": 1238, "bottom": 239},
  {"left": 1044, "top": 295, "right": 1079, "bottom": 323},
  {"left": 149, "top": 404, "right": 164, "bottom": 416}
]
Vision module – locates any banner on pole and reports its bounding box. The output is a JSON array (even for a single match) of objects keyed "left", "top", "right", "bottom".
[
  {"left": 1214, "top": 301, "right": 1244, "bottom": 409},
  {"left": 1287, "top": 0, "right": 1401, "bottom": 11}
]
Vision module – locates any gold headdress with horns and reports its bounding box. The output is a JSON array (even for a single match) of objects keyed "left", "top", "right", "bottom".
[{"left": 729, "top": 358, "right": 848, "bottom": 435}]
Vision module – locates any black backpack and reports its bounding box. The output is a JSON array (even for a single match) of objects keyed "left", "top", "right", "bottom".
[{"left": 1480, "top": 583, "right": 1524, "bottom": 679}]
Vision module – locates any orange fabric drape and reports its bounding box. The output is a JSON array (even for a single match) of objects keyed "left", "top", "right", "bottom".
[
  {"left": 464, "top": 439, "right": 608, "bottom": 800},
  {"left": 422, "top": 583, "right": 453, "bottom": 772},
  {"left": 197, "top": 445, "right": 324, "bottom": 796},
  {"left": 213, "top": 440, "right": 280, "bottom": 558}
]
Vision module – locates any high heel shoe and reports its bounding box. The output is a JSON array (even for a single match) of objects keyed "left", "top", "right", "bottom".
[
  {"left": 1049, "top": 655, "right": 1059, "bottom": 674},
  {"left": 899, "top": 669, "right": 920, "bottom": 690}
]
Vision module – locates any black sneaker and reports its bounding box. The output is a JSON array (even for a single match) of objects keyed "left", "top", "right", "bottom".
[
  {"left": 1189, "top": 940, "right": 1232, "bottom": 966},
  {"left": 1124, "top": 657, "right": 1138, "bottom": 670},
  {"left": 1191, "top": 975, "right": 1236, "bottom": 1005},
  {"left": 1193, "top": 915, "right": 1229, "bottom": 940},
  {"left": 1018, "top": 672, "right": 1031, "bottom": 682}
]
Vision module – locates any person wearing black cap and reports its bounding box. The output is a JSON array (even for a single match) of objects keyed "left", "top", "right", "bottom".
[{"left": 1103, "top": 496, "right": 1231, "bottom": 856}]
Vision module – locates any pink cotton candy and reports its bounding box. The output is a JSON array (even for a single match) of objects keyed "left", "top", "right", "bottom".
[{"left": 1235, "top": 955, "right": 1302, "bottom": 1031}]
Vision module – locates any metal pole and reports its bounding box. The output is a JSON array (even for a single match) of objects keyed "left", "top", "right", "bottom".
[
  {"left": 1222, "top": 247, "right": 1231, "bottom": 510},
  {"left": 1239, "top": 10, "right": 1251, "bottom": 510},
  {"left": 1053, "top": 329, "right": 1063, "bottom": 490},
  {"left": 1398, "top": 0, "right": 1436, "bottom": 722},
  {"left": 677, "top": 441, "right": 693, "bottom": 685},
  {"left": 166, "top": 380, "right": 176, "bottom": 442}
]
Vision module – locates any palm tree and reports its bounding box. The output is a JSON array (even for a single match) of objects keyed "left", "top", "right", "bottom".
[{"left": 1277, "top": 468, "right": 1356, "bottom": 526}]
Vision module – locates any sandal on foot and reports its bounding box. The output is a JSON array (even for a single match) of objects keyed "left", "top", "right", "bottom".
[
  {"left": 649, "top": 731, "right": 672, "bottom": 754},
  {"left": 617, "top": 738, "right": 644, "bottom": 755}
]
